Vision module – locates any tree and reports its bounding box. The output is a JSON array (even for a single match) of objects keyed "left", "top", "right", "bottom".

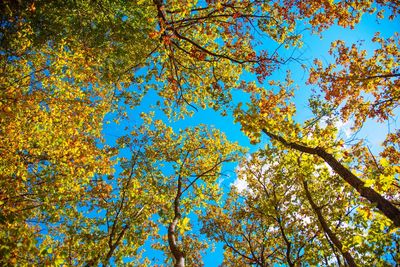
[
  {"left": 203, "top": 147, "right": 398, "bottom": 266},
  {"left": 234, "top": 33, "right": 400, "bottom": 224},
  {"left": 0, "top": 2, "right": 154, "bottom": 264},
  {"left": 0, "top": 35, "right": 115, "bottom": 265},
  {"left": 132, "top": 114, "right": 242, "bottom": 266},
  {"left": 146, "top": 0, "right": 399, "bottom": 116}
]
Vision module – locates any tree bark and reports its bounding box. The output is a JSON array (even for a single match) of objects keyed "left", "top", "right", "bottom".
[
  {"left": 302, "top": 180, "right": 358, "bottom": 267},
  {"left": 168, "top": 217, "right": 185, "bottom": 267},
  {"left": 263, "top": 129, "right": 400, "bottom": 227},
  {"left": 168, "top": 175, "right": 185, "bottom": 267}
]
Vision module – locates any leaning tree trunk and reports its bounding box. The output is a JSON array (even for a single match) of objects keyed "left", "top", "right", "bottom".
[
  {"left": 302, "top": 180, "right": 358, "bottom": 267},
  {"left": 263, "top": 129, "right": 400, "bottom": 227}
]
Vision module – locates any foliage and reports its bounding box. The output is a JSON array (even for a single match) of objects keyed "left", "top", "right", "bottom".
[
  {"left": 202, "top": 147, "right": 398, "bottom": 266},
  {"left": 0, "top": 33, "right": 114, "bottom": 265},
  {"left": 1, "top": 0, "right": 399, "bottom": 266}
]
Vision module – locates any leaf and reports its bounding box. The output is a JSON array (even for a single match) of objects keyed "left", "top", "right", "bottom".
[{"left": 178, "top": 217, "right": 191, "bottom": 236}]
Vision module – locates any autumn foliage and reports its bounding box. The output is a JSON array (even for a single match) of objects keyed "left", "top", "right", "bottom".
[{"left": 1, "top": 0, "right": 399, "bottom": 266}]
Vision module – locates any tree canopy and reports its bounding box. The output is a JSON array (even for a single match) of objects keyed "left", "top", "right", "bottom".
[{"left": 1, "top": 0, "right": 399, "bottom": 266}]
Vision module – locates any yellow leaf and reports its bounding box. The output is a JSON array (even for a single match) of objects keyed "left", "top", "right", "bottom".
[
  {"left": 380, "top": 158, "right": 389, "bottom": 168},
  {"left": 353, "top": 235, "right": 363, "bottom": 245},
  {"left": 364, "top": 179, "right": 374, "bottom": 187},
  {"left": 178, "top": 217, "right": 191, "bottom": 235}
]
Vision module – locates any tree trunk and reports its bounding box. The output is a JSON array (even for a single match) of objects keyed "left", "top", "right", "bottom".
[
  {"left": 302, "top": 180, "right": 358, "bottom": 267},
  {"left": 168, "top": 218, "right": 185, "bottom": 267},
  {"left": 263, "top": 129, "right": 400, "bottom": 227},
  {"left": 168, "top": 174, "right": 185, "bottom": 267}
]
